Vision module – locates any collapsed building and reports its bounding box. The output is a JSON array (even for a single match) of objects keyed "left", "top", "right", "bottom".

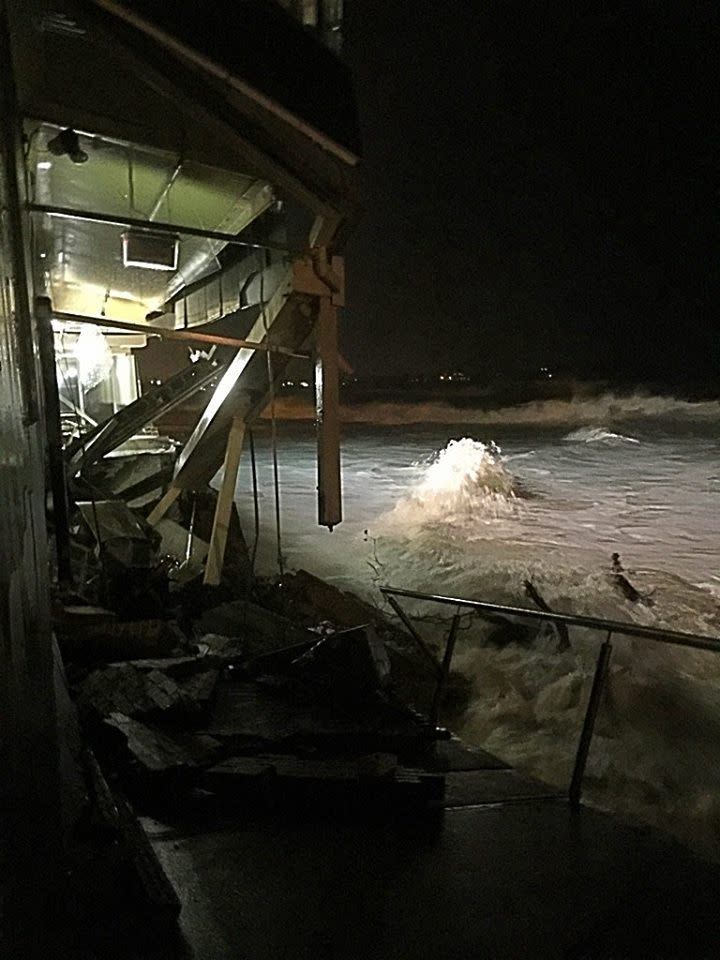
[
  {"left": 5, "top": 4, "right": 720, "bottom": 958},
  {"left": 1, "top": 0, "right": 359, "bottom": 924}
]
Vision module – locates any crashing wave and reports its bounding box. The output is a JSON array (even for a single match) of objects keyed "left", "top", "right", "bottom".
[
  {"left": 564, "top": 426, "right": 640, "bottom": 444},
  {"left": 270, "top": 392, "right": 720, "bottom": 426},
  {"left": 386, "top": 438, "right": 519, "bottom": 528}
]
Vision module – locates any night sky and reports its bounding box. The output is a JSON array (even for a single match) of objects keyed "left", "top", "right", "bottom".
[{"left": 342, "top": 1, "right": 719, "bottom": 383}]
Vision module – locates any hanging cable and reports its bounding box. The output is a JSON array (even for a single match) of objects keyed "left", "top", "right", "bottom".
[{"left": 258, "top": 250, "right": 284, "bottom": 577}]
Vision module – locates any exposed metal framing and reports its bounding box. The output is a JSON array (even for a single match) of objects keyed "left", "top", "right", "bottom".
[
  {"left": 28, "top": 202, "right": 289, "bottom": 254},
  {"left": 82, "top": 0, "right": 347, "bottom": 227},
  {"left": 53, "top": 310, "right": 310, "bottom": 359}
]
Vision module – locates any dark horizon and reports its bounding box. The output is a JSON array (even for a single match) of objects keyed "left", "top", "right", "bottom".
[{"left": 341, "top": 1, "right": 719, "bottom": 383}]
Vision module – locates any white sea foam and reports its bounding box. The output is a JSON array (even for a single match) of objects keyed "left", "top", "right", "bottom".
[
  {"left": 270, "top": 391, "right": 720, "bottom": 426},
  {"left": 358, "top": 438, "right": 720, "bottom": 860},
  {"left": 236, "top": 422, "right": 720, "bottom": 858},
  {"left": 564, "top": 426, "right": 640, "bottom": 444},
  {"left": 385, "top": 438, "right": 519, "bottom": 529}
]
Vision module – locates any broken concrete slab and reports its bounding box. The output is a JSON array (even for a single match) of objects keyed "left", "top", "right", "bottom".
[
  {"left": 57, "top": 604, "right": 118, "bottom": 627},
  {"left": 207, "top": 679, "right": 306, "bottom": 743},
  {"left": 195, "top": 632, "right": 245, "bottom": 662},
  {"left": 178, "top": 669, "right": 220, "bottom": 710},
  {"left": 206, "top": 675, "right": 435, "bottom": 755},
  {"left": 103, "top": 713, "right": 222, "bottom": 776},
  {"left": 114, "top": 792, "right": 182, "bottom": 917},
  {"left": 390, "top": 768, "right": 446, "bottom": 809},
  {"left": 78, "top": 662, "right": 218, "bottom": 720},
  {"left": 196, "top": 599, "right": 313, "bottom": 656},
  {"left": 56, "top": 617, "right": 186, "bottom": 665},
  {"left": 267, "top": 569, "right": 387, "bottom": 631},
  {"left": 443, "top": 769, "right": 563, "bottom": 807},
  {"left": 290, "top": 625, "right": 390, "bottom": 709},
  {"left": 201, "top": 752, "right": 398, "bottom": 799},
  {"left": 116, "top": 654, "right": 213, "bottom": 676},
  {"left": 77, "top": 500, "right": 152, "bottom": 547},
  {"left": 79, "top": 664, "right": 182, "bottom": 718}
]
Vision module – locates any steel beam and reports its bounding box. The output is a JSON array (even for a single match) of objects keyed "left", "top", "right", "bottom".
[
  {"left": 315, "top": 294, "right": 341, "bottom": 529},
  {"left": 54, "top": 310, "right": 309, "bottom": 359},
  {"left": 172, "top": 270, "right": 314, "bottom": 492},
  {"left": 28, "top": 203, "right": 288, "bottom": 254}
]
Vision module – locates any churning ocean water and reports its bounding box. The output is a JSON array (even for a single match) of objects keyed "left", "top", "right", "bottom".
[{"left": 227, "top": 393, "right": 720, "bottom": 855}]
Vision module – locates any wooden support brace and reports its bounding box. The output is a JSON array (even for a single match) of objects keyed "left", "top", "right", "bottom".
[
  {"left": 204, "top": 417, "right": 246, "bottom": 586},
  {"left": 146, "top": 485, "right": 181, "bottom": 527}
]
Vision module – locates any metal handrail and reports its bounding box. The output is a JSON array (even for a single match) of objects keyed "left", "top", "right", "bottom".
[
  {"left": 380, "top": 587, "right": 720, "bottom": 653},
  {"left": 380, "top": 585, "right": 720, "bottom": 807}
]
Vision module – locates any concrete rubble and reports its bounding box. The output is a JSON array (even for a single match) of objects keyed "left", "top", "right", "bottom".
[
  {"left": 52, "top": 487, "right": 458, "bottom": 859},
  {"left": 42, "top": 473, "right": 521, "bottom": 960}
]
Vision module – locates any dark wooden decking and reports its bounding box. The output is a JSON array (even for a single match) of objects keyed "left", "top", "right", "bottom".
[{"left": 142, "top": 744, "right": 719, "bottom": 960}]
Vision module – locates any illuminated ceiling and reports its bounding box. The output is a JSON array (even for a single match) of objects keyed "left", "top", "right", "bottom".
[{"left": 29, "top": 123, "right": 273, "bottom": 322}]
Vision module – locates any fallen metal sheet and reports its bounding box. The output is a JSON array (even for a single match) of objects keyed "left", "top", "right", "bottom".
[
  {"left": 65, "top": 356, "right": 224, "bottom": 472},
  {"left": 156, "top": 518, "right": 209, "bottom": 566},
  {"left": 77, "top": 500, "right": 150, "bottom": 543},
  {"left": 172, "top": 284, "right": 316, "bottom": 491}
]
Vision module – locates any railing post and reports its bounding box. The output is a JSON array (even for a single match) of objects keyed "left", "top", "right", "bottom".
[
  {"left": 569, "top": 631, "right": 613, "bottom": 808},
  {"left": 385, "top": 593, "right": 442, "bottom": 677},
  {"left": 430, "top": 611, "right": 462, "bottom": 727}
]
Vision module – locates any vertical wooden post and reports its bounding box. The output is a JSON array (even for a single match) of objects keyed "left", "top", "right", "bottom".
[
  {"left": 315, "top": 295, "right": 341, "bottom": 530},
  {"left": 204, "top": 416, "right": 246, "bottom": 586}
]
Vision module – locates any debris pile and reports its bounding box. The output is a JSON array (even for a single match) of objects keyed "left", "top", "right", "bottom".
[
  {"left": 53, "top": 487, "right": 453, "bottom": 831},
  {"left": 68, "top": 609, "right": 446, "bottom": 819}
]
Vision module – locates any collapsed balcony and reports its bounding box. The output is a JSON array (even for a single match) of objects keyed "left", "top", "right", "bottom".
[{"left": 11, "top": 0, "right": 362, "bottom": 594}]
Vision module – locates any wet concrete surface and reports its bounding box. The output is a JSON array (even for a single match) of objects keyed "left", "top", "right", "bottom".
[{"left": 145, "top": 799, "right": 719, "bottom": 959}]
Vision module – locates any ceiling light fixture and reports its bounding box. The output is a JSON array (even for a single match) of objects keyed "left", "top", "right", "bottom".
[
  {"left": 47, "top": 128, "right": 88, "bottom": 164},
  {"left": 122, "top": 230, "right": 179, "bottom": 271}
]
